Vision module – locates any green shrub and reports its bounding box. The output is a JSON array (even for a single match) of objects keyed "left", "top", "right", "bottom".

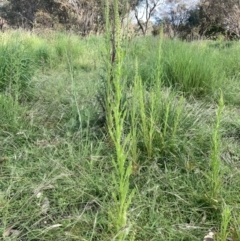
[
  {"left": 0, "top": 94, "right": 22, "bottom": 131},
  {"left": 219, "top": 43, "right": 240, "bottom": 77},
  {"left": 125, "top": 38, "right": 225, "bottom": 98},
  {"left": 162, "top": 40, "right": 224, "bottom": 97},
  {"left": 34, "top": 44, "right": 51, "bottom": 64}
]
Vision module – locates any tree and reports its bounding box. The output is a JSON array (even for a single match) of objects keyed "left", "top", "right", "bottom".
[
  {"left": 134, "top": 0, "right": 162, "bottom": 35},
  {"left": 219, "top": 0, "right": 240, "bottom": 39},
  {"left": 0, "top": 0, "right": 141, "bottom": 34},
  {"left": 0, "top": 0, "right": 62, "bottom": 29},
  {"left": 1, "top": 0, "right": 42, "bottom": 29},
  {"left": 157, "top": 0, "right": 198, "bottom": 38},
  {"left": 185, "top": 0, "right": 240, "bottom": 39}
]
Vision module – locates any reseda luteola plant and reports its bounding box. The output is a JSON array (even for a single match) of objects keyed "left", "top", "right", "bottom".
[
  {"left": 104, "top": 0, "right": 135, "bottom": 240},
  {"left": 206, "top": 90, "right": 224, "bottom": 203}
]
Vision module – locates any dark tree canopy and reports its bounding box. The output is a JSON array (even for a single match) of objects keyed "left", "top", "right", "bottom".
[
  {"left": 0, "top": 0, "right": 141, "bottom": 34},
  {"left": 183, "top": 0, "right": 240, "bottom": 40},
  {"left": 150, "top": 0, "right": 240, "bottom": 40}
]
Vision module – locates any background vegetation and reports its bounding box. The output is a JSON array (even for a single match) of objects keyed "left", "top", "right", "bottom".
[
  {"left": 1, "top": 0, "right": 240, "bottom": 41},
  {"left": 0, "top": 27, "right": 240, "bottom": 240}
]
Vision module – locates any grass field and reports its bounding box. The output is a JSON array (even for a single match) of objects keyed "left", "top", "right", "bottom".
[{"left": 0, "top": 30, "right": 240, "bottom": 241}]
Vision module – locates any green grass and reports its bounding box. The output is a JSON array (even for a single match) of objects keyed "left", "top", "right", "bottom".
[{"left": 0, "top": 29, "right": 240, "bottom": 240}]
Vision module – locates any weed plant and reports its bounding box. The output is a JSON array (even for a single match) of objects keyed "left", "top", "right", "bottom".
[
  {"left": 208, "top": 91, "right": 224, "bottom": 202},
  {"left": 217, "top": 204, "right": 232, "bottom": 241},
  {"left": 104, "top": 0, "right": 135, "bottom": 239}
]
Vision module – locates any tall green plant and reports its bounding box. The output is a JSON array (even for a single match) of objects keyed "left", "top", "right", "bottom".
[
  {"left": 217, "top": 204, "right": 232, "bottom": 241},
  {"left": 134, "top": 70, "right": 155, "bottom": 159},
  {"left": 104, "top": 0, "right": 134, "bottom": 240},
  {"left": 207, "top": 90, "right": 224, "bottom": 202},
  {"left": 129, "top": 55, "right": 185, "bottom": 163}
]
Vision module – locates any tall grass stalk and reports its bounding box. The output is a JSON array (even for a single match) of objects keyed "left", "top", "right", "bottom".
[
  {"left": 131, "top": 60, "right": 184, "bottom": 161},
  {"left": 208, "top": 90, "right": 224, "bottom": 201},
  {"left": 66, "top": 51, "right": 82, "bottom": 131},
  {"left": 171, "top": 96, "right": 183, "bottom": 145},
  {"left": 128, "top": 60, "right": 139, "bottom": 168},
  {"left": 0, "top": 94, "right": 21, "bottom": 131},
  {"left": 132, "top": 33, "right": 166, "bottom": 159},
  {"left": 136, "top": 72, "right": 155, "bottom": 159},
  {"left": 217, "top": 204, "right": 231, "bottom": 241},
  {"left": 232, "top": 212, "right": 240, "bottom": 240},
  {"left": 154, "top": 25, "right": 163, "bottom": 86},
  {"left": 105, "top": 0, "right": 134, "bottom": 239},
  {"left": 0, "top": 42, "right": 33, "bottom": 100}
]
